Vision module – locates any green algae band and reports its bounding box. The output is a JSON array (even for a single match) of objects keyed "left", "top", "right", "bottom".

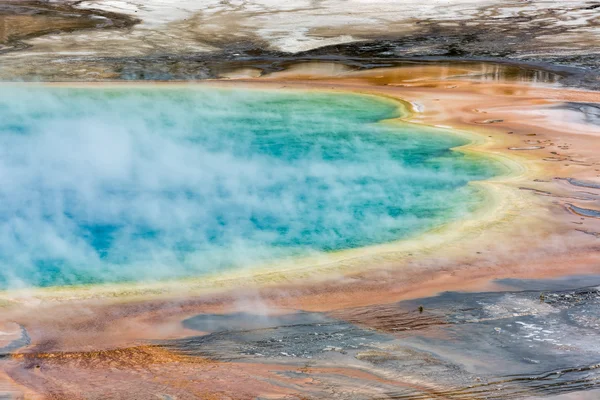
[{"left": 0, "top": 87, "right": 497, "bottom": 288}]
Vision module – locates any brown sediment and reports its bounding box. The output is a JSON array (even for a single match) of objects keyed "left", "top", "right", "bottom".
[
  {"left": 0, "top": 1, "right": 139, "bottom": 54},
  {"left": 0, "top": 63, "right": 599, "bottom": 398},
  {"left": 11, "top": 345, "right": 191, "bottom": 367},
  {"left": 6, "top": 344, "right": 447, "bottom": 399},
  {"left": 329, "top": 305, "right": 448, "bottom": 334}
]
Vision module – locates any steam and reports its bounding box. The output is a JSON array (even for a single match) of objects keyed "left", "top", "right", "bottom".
[{"left": 0, "top": 87, "right": 495, "bottom": 288}]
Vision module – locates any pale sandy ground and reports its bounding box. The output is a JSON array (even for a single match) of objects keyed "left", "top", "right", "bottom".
[
  {"left": 69, "top": 0, "right": 600, "bottom": 53},
  {"left": 1, "top": 0, "right": 599, "bottom": 81},
  {"left": 0, "top": 63, "right": 599, "bottom": 398}
]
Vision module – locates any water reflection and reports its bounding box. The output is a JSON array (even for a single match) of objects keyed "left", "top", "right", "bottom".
[{"left": 260, "top": 61, "right": 562, "bottom": 86}]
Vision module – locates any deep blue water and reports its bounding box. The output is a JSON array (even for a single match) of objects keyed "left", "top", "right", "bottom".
[{"left": 0, "top": 87, "right": 497, "bottom": 288}]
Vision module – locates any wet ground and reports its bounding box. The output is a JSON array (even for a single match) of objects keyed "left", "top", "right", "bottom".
[
  {"left": 1, "top": 275, "right": 599, "bottom": 398},
  {"left": 148, "top": 276, "right": 600, "bottom": 399}
]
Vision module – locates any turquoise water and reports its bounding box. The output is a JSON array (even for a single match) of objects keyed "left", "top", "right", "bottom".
[{"left": 0, "top": 87, "right": 497, "bottom": 288}]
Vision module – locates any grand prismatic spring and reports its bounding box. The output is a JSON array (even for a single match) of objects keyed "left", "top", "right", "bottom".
[
  {"left": 0, "top": 87, "right": 497, "bottom": 288},
  {"left": 0, "top": 1, "right": 599, "bottom": 399}
]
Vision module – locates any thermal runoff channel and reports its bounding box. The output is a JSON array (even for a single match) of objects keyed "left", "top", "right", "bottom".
[{"left": 0, "top": 87, "right": 497, "bottom": 288}]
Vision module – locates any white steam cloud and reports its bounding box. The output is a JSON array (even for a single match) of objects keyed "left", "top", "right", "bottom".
[{"left": 0, "top": 87, "right": 494, "bottom": 288}]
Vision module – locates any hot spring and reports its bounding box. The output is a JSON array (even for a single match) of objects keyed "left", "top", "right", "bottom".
[{"left": 0, "top": 87, "right": 498, "bottom": 288}]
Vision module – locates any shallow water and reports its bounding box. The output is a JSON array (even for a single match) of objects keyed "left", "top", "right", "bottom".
[{"left": 0, "top": 87, "right": 497, "bottom": 288}]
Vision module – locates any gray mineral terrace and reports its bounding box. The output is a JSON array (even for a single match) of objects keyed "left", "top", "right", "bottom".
[{"left": 162, "top": 276, "right": 600, "bottom": 399}]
